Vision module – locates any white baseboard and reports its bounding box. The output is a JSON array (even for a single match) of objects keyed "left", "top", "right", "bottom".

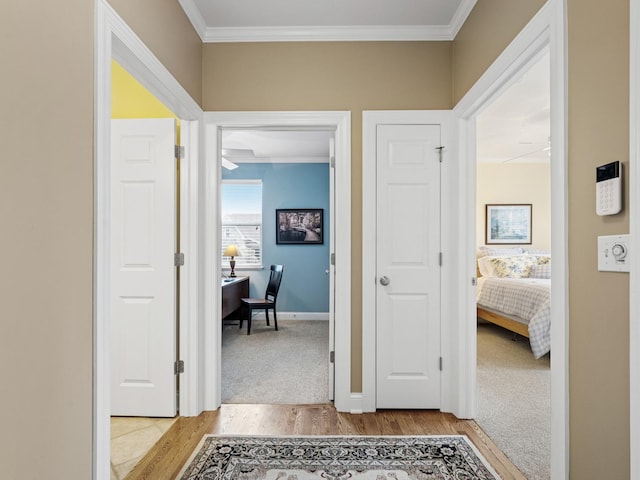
[{"left": 251, "top": 312, "right": 329, "bottom": 321}]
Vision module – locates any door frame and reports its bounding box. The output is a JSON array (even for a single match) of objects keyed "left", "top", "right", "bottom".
[
  {"left": 95, "top": 1, "right": 203, "bottom": 479},
  {"left": 630, "top": 0, "right": 639, "bottom": 476},
  {"left": 453, "top": 2, "right": 568, "bottom": 479},
  {"left": 362, "top": 110, "right": 456, "bottom": 413},
  {"left": 203, "top": 111, "right": 352, "bottom": 412}
]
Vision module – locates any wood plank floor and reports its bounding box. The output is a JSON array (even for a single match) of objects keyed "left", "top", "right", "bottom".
[{"left": 125, "top": 404, "right": 526, "bottom": 480}]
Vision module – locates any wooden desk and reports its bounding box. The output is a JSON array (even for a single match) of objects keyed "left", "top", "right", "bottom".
[{"left": 222, "top": 276, "right": 249, "bottom": 319}]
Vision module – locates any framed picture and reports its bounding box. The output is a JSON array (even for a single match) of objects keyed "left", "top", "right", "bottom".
[
  {"left": 276, "top": 209, "right": 324, "bottom": 245},
  {"left": 485, "top": 204, "right": 532, "bottom": 245}
]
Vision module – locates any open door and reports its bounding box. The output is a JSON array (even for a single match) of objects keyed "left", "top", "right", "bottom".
[{"left": 110, "top": 118, "right": 177, "bottom": 417}]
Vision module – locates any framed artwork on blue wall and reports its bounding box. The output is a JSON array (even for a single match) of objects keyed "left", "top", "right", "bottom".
[{"left": 276, "top": 209, "right": 324, "bottom": 244}]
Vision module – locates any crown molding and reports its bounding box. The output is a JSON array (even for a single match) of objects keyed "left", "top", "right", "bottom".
[
  {"left": 202, "top": 25, "right": 453, "bottom": 43},
  {"left": 179, "top": 0, "right": 477, "bottom": 43}
]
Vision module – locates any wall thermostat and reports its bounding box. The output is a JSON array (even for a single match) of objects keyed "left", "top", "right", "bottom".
[
  {"left": 598, "top": 234, "right": 630, "bottom": 272},
  {"left": 596, "top": 161, "right": 622, "bottom": 215}
]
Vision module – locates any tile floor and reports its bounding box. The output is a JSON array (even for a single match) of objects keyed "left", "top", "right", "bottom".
[{"left": 110, "top": 416, "right": 177, "bottom": 480}]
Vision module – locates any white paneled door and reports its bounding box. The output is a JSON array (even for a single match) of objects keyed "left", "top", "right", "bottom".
[
  {"left": 375, "top": 124, "right": 442, "bottom": 408},
  {"left": 110, "top": 118, "right": 177, "bottom": 417}
]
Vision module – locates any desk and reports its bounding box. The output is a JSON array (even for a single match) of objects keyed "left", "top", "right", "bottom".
[{"left": 222, "top": 276, "right": 249, "bottom": 319}]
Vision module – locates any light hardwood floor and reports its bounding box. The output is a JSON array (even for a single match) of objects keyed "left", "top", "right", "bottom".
[{"left": 125, "top": 404, "right": 526, "bottom": 479}]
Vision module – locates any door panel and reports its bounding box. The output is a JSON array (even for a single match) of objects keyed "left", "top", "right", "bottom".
[
  {"left": 376, "top": 124, "right": 441, "bottom": 409},
  {"left": 110, "top": 118, "right": 177, "bottom": 417}
]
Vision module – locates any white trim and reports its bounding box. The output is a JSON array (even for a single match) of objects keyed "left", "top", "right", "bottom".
[
  {"left": 630, "top": 0, "right": 640, "bottom": 477},
  {"left": 94, "top": 1, "right": 204, "bottom": 479},
  {"left": 362, "top": 110, "right": 455, "bottom": 414},
  {"left": 232, "top": 156, "right": 330, "bottom": 164},
  {"left": 246, "top": 312, "right": 330, "bottom": 321},
  {"left": 453, "top": 1, "right": 569, "bottom": 478},
  {"left": 204, "top": 111, "right": 351, "bottom": 413},
  {"left": 179, "top": 0, "right": 476, "bottom": 43},
  {"left": 349, "top": 393, "right": 364, "bottom": 414}
]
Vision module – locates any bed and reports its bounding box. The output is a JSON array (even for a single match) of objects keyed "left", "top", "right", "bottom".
[{"left": 476, "top": 247, "right": 551, "bottom": 359}]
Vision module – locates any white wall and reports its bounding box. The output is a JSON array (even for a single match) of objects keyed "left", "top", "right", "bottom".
[{"left": 476, "top": 162, "right": 551, "bottom": 250}]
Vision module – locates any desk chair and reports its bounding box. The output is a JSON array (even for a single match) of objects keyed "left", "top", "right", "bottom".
[{"left": 239, "top": 264, "right": 284, "bottom": 335}]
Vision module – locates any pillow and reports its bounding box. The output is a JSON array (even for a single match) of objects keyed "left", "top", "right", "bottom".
[
  {"left": 530, "top": 264, "right": 551, "bottom": 279},
  {"left": 524, "top": 248, "right": 551, "bottom": 255},
  {"left": 534, "top": 255, "right": 551, "bottom": 265},
  {"left": 478, "top": 246, "right": 525, "bottom": 258},
  {"left": 482, "top": 254, "right": 538, "bottom": 278}
]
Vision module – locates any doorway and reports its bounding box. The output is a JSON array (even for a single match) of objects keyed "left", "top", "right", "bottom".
[
  {"left": 203, "top": 112, "right": 352, "bottom": 413},
  {"left": 95, "top": 3, "right": 202, "bottom": 479},
  {"left": 219, "top": 128, "right": 334, "bottom": 404},
  {"left": 474, "top": 49, "right": 552, "bottom": 479},
  {"left": 453, "top": 2, "right": 568, "bottom": 478}
]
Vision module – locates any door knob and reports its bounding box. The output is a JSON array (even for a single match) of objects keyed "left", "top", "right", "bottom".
[{"left": 379, "top": 276, "right": 390, "bottom": 286}]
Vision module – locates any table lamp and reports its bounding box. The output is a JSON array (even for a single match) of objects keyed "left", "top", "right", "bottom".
[{"left": 223, "top": 244, "right": 239, "bottom": 277}]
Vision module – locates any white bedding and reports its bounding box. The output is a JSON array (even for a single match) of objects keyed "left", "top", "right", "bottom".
[{"left": 477, "top": 277, "right": 551, "bottom": 359}]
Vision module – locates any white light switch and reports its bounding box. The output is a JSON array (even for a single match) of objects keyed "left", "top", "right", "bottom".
[{"left": 598, "top": 234, "right": 630, "bottom": 272}]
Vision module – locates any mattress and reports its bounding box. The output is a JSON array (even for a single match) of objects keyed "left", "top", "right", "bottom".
[{"left": 477, "top": 277, "right": 551, "bottom": 358}]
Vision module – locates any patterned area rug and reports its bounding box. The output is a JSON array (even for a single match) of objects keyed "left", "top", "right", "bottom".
[{"left": 178, "top": 435, "right": 499, "bottom": 480}]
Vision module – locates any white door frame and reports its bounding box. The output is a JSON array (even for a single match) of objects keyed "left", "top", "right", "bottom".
[
  {"left": 362, "top": 110, "right": 456, "bottom": 413},
  {"left": 453, "top": 2, "right": 569, "bottom": 478},
  {"left": 95, "top": 1, "right": 203, "bottom": 479},
  {"left": 203, "top": 111, "right": 352, "bottom": 413},
  {"left": 630, "top": 0, "right": 639, "bottom": 476}
]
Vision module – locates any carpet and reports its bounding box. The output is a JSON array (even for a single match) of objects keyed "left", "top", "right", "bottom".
[
  {"left": 222, "top": 320, "right": 329, "bottom": 404},
  {"left": 178, "top": 435, "right": 500, "bottom": 480},
  {"left": 476, "top": 322, "right": 550, "bottom": 479}
]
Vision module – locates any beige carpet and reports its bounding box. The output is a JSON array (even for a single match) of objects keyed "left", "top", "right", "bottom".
[
  {"left": 221, "top": 319, "right": 330, "bottom": 404},
  {"left": 477, "top": 322, "right": 551, "bottom": 479}
]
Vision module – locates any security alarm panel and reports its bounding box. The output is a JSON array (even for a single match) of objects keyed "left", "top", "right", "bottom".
[{"left": 596, "top": 161, "right": 622, "bottom": 215}]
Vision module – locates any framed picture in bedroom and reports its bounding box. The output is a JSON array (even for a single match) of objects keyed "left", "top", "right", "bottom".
[
  {"left": 276, "top": 209, "right": 324, "bottom": 245},
  {"left": 485, "top": 204, "right": 532, "bottom": 245}
]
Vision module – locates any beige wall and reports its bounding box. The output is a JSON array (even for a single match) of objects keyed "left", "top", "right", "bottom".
[
  {"left": 107, "top": 0, "right": 203, "bottom": 105},
  {"left": 476, "top": 163, "right": 550, "bottom": 250},
  {"left": 203, "top": 41, "right": 453, "bottom": 391},
  {"left": 567, "top": 0, "right": 630, "bottom": 477},
  {"left": 1, "top": 2, "right": 95, "bottom": 479},
  {"left": 452, "top": 0, "right": 546, "bottom": 103},
  {"left": 456, "top": 0, "right": 631, "bottom": 477}
]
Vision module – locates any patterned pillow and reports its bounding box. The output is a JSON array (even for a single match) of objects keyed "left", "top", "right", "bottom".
[
  {"left": 524, "top": 248, "right": 551, "bottom": 255},
  {"left": 534, "top": 255, "right": 551, "bottom": 265},
  {"left": 530, "top": 264, "right": 551, "bottom": 279},
  {"left": 486, "top": 254, "right": 538, "bottom": 278}
]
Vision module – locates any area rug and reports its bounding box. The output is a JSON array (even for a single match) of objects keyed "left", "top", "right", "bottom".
[{"left": 178, "top": 435, "right": 499, "bottom": 480}]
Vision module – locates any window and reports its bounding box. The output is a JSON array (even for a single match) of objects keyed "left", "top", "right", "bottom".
[{"left": 221, "top": 180, "right": 262, "bottom": 268}]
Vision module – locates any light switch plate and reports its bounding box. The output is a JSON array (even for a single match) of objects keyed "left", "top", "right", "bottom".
[{"left": 597, "top": 234, "right": 630, "bottom": 272}]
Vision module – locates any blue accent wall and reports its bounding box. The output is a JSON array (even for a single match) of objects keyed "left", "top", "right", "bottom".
[{"left": 222, "top": 163, "right": 330, "bottom": 312}]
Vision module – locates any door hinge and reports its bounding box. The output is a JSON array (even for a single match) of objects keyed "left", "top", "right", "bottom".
[
  {"left": 436, "top": 146, "right": 444, "bottom": 163},
  {"left": 174, "top": 360, "right": 184, "bottom": 374},
  {"left": 175, "top": 252, "right": 185, "bottom": 266},
  {"left": 439, "top": 357, "right": 443, "bottom": 371},
  {"left": 439, "top": 252, "right": 443, "bottom": 266},
  {"left": 472, "top": 277, "right": 477, "bottom": 286},
  {"left": 330, "top": 351, "right": 335, "bottom": 363},
  {"left": 330, "top": 253, "right": 335, "bottom": 265},
  {"left": 175, "top": 145, "right": 185, "bottom": 159}
]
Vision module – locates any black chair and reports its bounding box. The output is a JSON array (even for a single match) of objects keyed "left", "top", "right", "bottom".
[{"left": 239, "top": 265, "right": 284, "bottom": 335}]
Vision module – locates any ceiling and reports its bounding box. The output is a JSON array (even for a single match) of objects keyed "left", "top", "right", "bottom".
[
  {"left": 222, "top": 130, "right": 333, "bottom": 165},
  {"left": 477, "top": 50, "right": 550, "bottom": 164},
  {"left": 179, "top": 0, "right": 477, "bottom": 42}
]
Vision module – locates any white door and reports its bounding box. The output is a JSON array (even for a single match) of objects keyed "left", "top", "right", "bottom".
[
  {"left": 376, "top": 124, "right": 442, "bottom": 408},
  {"left": 110, "top": 118, "right": 177, "bottom": 417}
]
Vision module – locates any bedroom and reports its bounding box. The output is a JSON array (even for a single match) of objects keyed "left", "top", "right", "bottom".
[{"left": 474, "top": 50, "right": 551, "bottom": 479}]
